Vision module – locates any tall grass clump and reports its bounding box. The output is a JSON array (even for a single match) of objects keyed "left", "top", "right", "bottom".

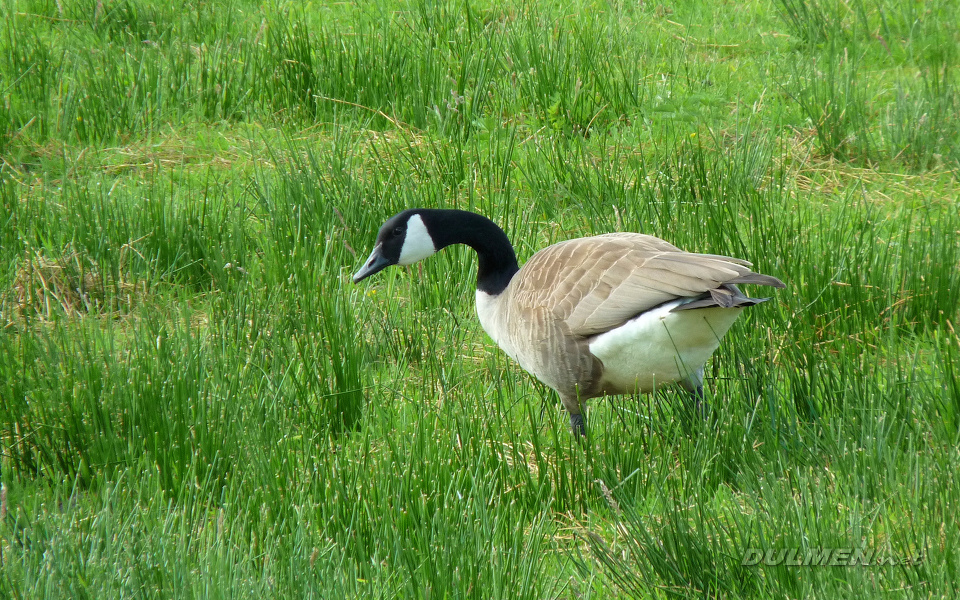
[
  {"left": 871, "top": 0, "right": 959, "bottom": 67},
  {"left": 260, "top": 5, "right": 504, "bottom": 136},
  {"left": 785, "top": 39, "right": 878, "bottom": 163},
  {"left": 777, "top": 0, "right": 960, "bottom": 170},
  {"left": 250, "top": 134, "right": 386, "bottom": 434},
  {"left": 885, "top": 63, "right": 960, "bottom": 171},
  {"left": 0, "top": 0, "right": 260, "bottom": 153},
  {"left": 0, "top": 169, "right": 22, "bottom": 272},
  {"left": 61, "top": 26, "right": 259, "bottom": 142},
  {"left": 6, "top": 168, "right": 251, "bottom": 322},
  {"left": 505, "top": 9, "right": 662, "bottom": 137},
  {"left": 0, "top": 311, "right": 236, "bottom": 492},
  {"left": 772, "top": 0, "right": 839, "bottom": 45}
]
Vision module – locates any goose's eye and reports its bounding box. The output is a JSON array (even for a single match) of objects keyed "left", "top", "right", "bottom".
[{"left": 392, "top": 226, "right": 403, "bottom": 236}]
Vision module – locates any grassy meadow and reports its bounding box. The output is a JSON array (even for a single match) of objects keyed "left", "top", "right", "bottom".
[{"left": 2, "top": 0, "right": 959, "bottom": 597}]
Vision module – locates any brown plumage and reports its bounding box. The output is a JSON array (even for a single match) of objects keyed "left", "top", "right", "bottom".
[{"left": 508, "top": 233, "right": 782, "bottom": 335}]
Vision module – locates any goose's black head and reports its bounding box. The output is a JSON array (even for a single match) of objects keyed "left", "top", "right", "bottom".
[{"left": 353, "top": 210, "right": 437, "bottom": 283}]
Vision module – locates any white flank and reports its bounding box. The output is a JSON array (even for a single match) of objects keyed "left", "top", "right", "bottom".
[
  {"left": 398, "top": 214, "right": 437, "bottom": 265},
  {"left": 588, "top": 300, "right": 744, "bottom": 394}
]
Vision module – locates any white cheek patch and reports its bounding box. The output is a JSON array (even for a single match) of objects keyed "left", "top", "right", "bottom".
[{"left": 398, "top": 214, "right": 437, "bottom": 265}]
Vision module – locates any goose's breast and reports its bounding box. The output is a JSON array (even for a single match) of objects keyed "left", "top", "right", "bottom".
[
  {"left": 475, "top": 289, "right": 564, "bottom": 388},
  {"left": 476, "top": 290, "right": 517, "bottom": 359},
  {"left": 588, "top": 300, "right": 744, "bottom": 394}
]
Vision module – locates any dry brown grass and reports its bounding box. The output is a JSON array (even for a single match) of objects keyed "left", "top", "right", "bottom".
[
  {"left": 779, "top": 127, "right": 960, "bottom": 204},
  {"left": 4, "top": 247, "right": 145, "bottom": 322}
]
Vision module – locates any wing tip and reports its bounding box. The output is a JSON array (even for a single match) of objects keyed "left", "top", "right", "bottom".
[{"left": 730, "top": 273, "right": 786, "bottom": 289}]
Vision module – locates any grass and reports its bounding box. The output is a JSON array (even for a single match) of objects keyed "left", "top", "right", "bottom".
[{"left": 1, "top": 0, "right": 959, "bottom": 597}]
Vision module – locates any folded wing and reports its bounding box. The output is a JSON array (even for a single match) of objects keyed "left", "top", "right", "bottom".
[{"left": 509, "top": 233, "right": 785, "bottom": 337}]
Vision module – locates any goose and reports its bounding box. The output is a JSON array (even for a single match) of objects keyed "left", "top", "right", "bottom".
[{"left": 353, "top": 209, "right": 784, "bottom": 435}]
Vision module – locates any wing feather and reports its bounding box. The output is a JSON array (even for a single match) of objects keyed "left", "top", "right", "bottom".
[{"left": 506, "top": 233, "right": 783, "bottom": 337}]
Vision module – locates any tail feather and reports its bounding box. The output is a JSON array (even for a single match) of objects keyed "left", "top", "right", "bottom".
[{"left": 672, "top": 283, "right": 774, "bottom": 312}]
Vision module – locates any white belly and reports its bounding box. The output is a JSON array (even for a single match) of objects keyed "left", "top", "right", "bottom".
[{"left": 588, "top": 300, "right": 744, "bottom": 394}]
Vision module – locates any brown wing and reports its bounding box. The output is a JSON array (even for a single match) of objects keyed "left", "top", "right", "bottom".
[{"left": 508, "top": 233, "right": 784, "bottom": 337}]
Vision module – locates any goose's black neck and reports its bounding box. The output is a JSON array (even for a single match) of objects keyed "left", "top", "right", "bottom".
[{"left": 419, "top": 209, "right": 519, "bottom": 295}]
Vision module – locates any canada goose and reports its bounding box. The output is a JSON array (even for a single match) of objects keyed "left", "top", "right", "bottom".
[{"left": 353, "top": 209, "right": 784, "bottom": 435}]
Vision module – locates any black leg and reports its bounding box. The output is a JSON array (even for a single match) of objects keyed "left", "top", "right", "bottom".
[
  {"left": 690, "top": 384, "right": 706, "bottom": 419},
  {"left": 560, "top": 392, "right": 587, "bottom": 437},
  {"left": 680, "top": 367, "right": 708, "bottom": 421},
  {"left": 569, "top": 412, "right": 586, "bottom": 437}
]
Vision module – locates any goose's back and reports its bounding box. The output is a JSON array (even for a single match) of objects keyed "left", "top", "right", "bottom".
[{"left": 508, "top": 233, "right": 764, "bottom": 335}]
